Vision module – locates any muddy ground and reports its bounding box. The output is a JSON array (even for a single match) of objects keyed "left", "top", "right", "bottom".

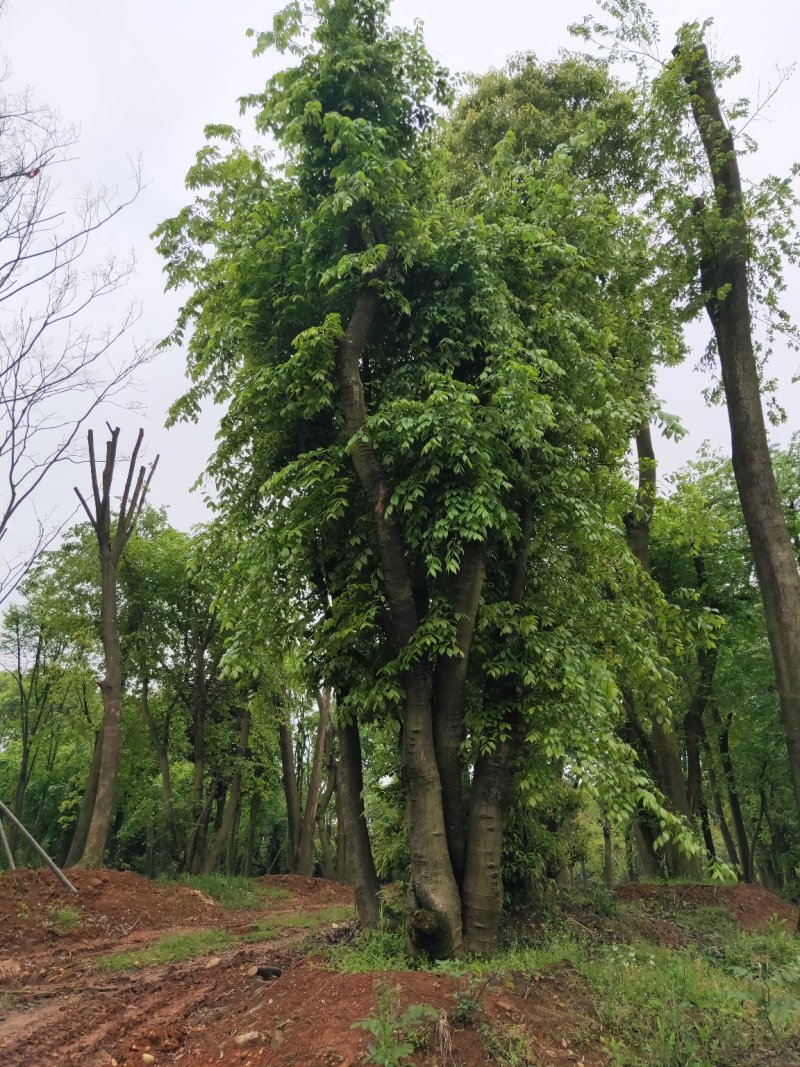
[{"left": 0, "top": 870, "right": 797, "bottom": 1066}]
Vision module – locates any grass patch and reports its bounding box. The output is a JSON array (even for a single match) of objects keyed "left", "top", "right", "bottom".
[
  {"left": 244, "top": 904, "right": 354, "bottom": 942},
  {"left": 97, "top": 928, "right": 235, "bottom": 971},
  {"left": 169, "top": 874, "right": 290, "bottom": 910},
  {"left": 46, "top": 904, "right": 82, "bottom": 933}
]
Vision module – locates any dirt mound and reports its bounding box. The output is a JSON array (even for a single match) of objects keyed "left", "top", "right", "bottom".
[
  {"left": 177, "top": 959, "right": 603, "bottom": 1067},
  {"left": 616, "top": 881, "right": 799, "bottom": 931},
  {"left": 0, "top": 867, "right": 223, "bottom": 950},
  {"left": 256, "top": 874, "right": 355, "bottom": 906}
]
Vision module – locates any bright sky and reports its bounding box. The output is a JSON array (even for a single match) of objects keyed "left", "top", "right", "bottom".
[{"left": 2, "top": 0, "right": 799, "bottom": 543}]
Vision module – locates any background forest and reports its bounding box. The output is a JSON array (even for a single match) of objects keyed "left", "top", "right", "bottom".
[{"left": 2, "top": 0, "right": 800, "bottom": 967}]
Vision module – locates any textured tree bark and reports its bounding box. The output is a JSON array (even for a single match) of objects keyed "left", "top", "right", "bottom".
[
  {"left": 337, "top": 717, "right": 380, "bottom": 928},
  {"left": 433, "top": 542, "right": 486, "bottom": 887},
  {"left": 679, "top": 39, "right": 800, "bottom": 819},
  {"left": 334, "top": 277, "right": 461, "bottom": 955},
  {"left": 462, "top": 498, "right": 532, "bottom": 954}
]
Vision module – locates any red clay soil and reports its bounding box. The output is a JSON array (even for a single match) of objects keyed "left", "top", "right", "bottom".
[
  {"left": 2, "top": 871, "right": 797, "bottom": 1066},
  {"left": 615, "top": 881, "right": 800, "bottom": 931}
]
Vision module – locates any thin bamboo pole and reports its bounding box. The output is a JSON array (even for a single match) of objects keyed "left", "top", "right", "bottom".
[
  {"left": 0, "top": 800, "right": 76, "bottom": 893},
  {"left": 0, "top": 815, "right": 15, "bottom": 870}
]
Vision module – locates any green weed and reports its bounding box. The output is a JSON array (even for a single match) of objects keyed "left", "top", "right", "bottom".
[
  {"left": 244, "top": 903, "right": 354, "bottom": 942},
  {"left": 352, "top": 981, "right": 438, "bottom": 1066},
  {"left": 171, "top": 874, "right": 289, "bottom": 910},
  {"left": 97, "top": 928, "right": 234, "bottom": 970},
  {"left": 46, "top": 904, "right": 82, "bottom": 933}
]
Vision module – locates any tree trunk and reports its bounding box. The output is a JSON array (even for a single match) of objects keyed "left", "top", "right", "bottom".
[
  {"left": 702, "top": 735, "right": 740, "bottom": 869},
  {"left": 462, "top": 739, "right": 515, "bottom": 954},
  {"left": 462, "top": 499, "right": 532, "bottom": 953},
  {"left": 279, "top": 716, "right": 302, "bottom": 872},
  {"left": 624, "top": 424, "right": 701, "bottom": 879},
  {"left": 334, "top": 276, "right": 461, "bottom": 955},
  {"left": 679, "top": 38, "right": 800, "bottom": 819},
  {"left": 202, "top": 708, "right": 250, "bottom": 875},
  {"left": 139, "top": 682, "right": 179, "bottom": 863},
  {"left": 337, "top": 717, "right": 380, "bottom": 928},
  {"left": 243, "top": 789, "right": 261, "bottom": 877},
  {"left": 79, "top": 556, "right": 124, "bottom": 868},
  {"left": 603, "top": 818, "right": 614, "bottom": 888},
  {"left": 432, "top": 542, "right": 486, "bottom": 887},
  {"left": 712, "top": 708, "right": 750, "bottom": 879},
  {"left": 65, "top": 727, "right": 103, "bottom": 867},
  {"left": 295, "top": 689, "right": 332, "bottom": 876}
]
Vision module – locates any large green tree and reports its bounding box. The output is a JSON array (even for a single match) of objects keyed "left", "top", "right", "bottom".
[{"left": 157, "top": 0, "right": 697, "bottom": 954}]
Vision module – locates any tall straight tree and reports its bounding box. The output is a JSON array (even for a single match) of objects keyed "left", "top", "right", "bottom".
[
  {"left": 71, "top": 427, "right": 157, "bottom": 868},
  {"left": 674, "top": 34, "right": 800, "bottom": 819}
]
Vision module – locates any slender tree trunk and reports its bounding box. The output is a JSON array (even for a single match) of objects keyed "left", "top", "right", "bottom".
[
  {"left": 65, "top": 727, "right": 103, "bottom": 866},
  {"left": 279, "top": 718, "right": 302, "bottom": 872},
  {"left": 243, "top": 789, "right": 261, "bottom": 878},
  {"left": 337, "top": 717, "right": 380, "bottom": 928},
  {"left": 140, "top": 682, "right": 179, "bottom": 863},
  {"left": 625, "top": 424, "right": 701, "bottom": 879},
  {"left": 679, "top": 39, "right": 800, "bottom": 819},
  {"left": 603, "top": 818, "right": 614, "bottom": 888},
  {"left": 712, "top": 708, "right": 750, "bottom": 879},
  {"left": 203, "top": 709, "right": 250, "bottom": 875},
  {"left": 702, "top": 735, "right": 740, "bottom": 869},
  {"left": 295, "top": 689, "right": 332, "bottom": 876}
]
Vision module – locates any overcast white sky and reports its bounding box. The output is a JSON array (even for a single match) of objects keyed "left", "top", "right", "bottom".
[{"left": 2, "top": 0, "right": 799, "bottom": 543}]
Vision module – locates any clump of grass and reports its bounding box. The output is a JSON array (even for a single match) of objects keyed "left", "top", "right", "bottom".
[
  {"left": 171, "top": 874, "right": 290, "bottom": 910},
  {"left": 328, "top": 926, "right": 408, "bottom": 972},
  {"left": 479, "top": 1019, "right": 539, "bottom": 1066},
  {"left": 46, "top": 904, "right": 82, "bottom": 933},
  {"left": 245, "top": 903, "right": 354, "bottom": 942},
  {"left": 97, "top": 928, "right": 234, "bottom": 971}
]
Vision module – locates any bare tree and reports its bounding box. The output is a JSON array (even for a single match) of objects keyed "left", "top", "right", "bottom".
[
  {"left": 0, "top": 42, "right": 148, "bottom": 601},
  {"left": 71, "top": 426, "right": 158, "bottom": 868}
]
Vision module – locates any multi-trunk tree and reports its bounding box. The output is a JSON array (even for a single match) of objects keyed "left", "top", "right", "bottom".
[{"left": 157, "top": 0, "right": 697, "bottom": 954}]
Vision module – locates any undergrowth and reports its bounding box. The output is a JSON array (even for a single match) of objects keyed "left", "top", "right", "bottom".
[
  {"left": 336, "top": 891, "right": 800, "bottom": 1067},
  {"left": 168, "top": 873, "right": 290, "bottom": 910}
]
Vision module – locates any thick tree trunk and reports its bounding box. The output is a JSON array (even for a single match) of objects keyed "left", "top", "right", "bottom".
[
  {"left": 680, "top": 39, "right": 800, "bottom": 819},
  {"left": 334, "top": 277, "right": 461, "bottom": 955},
  {"left": 65, "top": 727, "right": 103, "bottom": 867},
  {"left": 461, "top": 739, "right": 515, "bottom": 954},
  {"left": 462, "top": 499, "right": 532, "bottom": 953},
  {"left": 337, "top": 718, "right": 380, "bottom": 927},
  {"left": 433, "top": 542, "right": 486, "bottom": 887}
]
